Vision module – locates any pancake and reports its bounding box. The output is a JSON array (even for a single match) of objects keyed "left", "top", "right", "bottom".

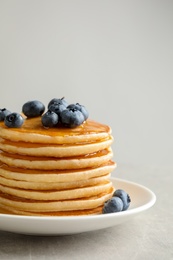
[
  {"left": 0, "top": 118, "right": 111, "bottom": 144},
  {"left": 0, "top": 148, "right": 113, "bottom": 170},
  {"left": 0, "top": 204, "right": 104, "bottom": 216},
  {"left": 0, "top": 116, "right": 116, "bottom": 216},
  {"left": 0, "top": 180, "right": 112, "bottom": 201},
  {"left": 0, "top": 186, "right": 114, "bottom": 212},
  {"left": 0, "top": 137, "right": 113, "bottom": 157},
  {"left": 0, "top": 173, "right": 111, "bottom": 190},
  {"left": 0, "top": 161, "right": 116, "bottom": 183}
]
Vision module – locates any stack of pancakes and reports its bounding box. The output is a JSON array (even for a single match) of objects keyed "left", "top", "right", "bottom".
[{"left": 0, "top": 117, "right": 116, "bottom": 216}]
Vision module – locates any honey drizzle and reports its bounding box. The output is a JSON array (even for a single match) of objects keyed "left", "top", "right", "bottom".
[{"left": 0, "top": 118, "right": 110, "bottom": 137}]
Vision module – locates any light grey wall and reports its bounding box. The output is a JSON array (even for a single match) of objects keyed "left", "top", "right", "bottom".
[{"left": 0, "top": 0, "right": 173, "bottom": 167}]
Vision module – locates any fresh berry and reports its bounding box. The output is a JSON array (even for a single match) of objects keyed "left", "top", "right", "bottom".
[
  {"left": 0, "top": 108, "right": 11, "bottom": 121},
  {"left": 41, "top": 110, "right": 59, "bottom": 127},
  {"left": 60, "top": 108, "right": 85, "bottom": 128},
  {"left": 102, "top": 197, "right": 123, "bottom": 214},
  {"left": 49, "top": 103, "right": 66, "bottom": 116},
  {"left": 48, "top": 97, "right": 68, "bottom": 109},
  {"left": 67, "top": 103, "right": 89, "bottom": 120},
  {"left": 22, "top": 100, "right": 45, "bottom": 118},
  {"left": 4, "top": 113, "right": 24, "bottom": 128},
  {"left": 113, "top": 189, "right": 131, "bottom": 211}
]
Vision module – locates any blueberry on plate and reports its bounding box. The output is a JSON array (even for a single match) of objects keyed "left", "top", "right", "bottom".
[
  {"left": 67, "top": 103, "right": 89, "bottom": 120},
  {"left": 47, "top": 97, "right": 68, "bottom": 109},
  {"left": 41, "top": 110, "right": 59, "bottom": 127},
  {"left": 60, "top": 108, "right": 85, "bottom": 128},
  {"left": 22, "top": 100, "right": 45, "bottom": 118},
  {"left": 4, "top": 113, "right": 24, "bottom": 128},
  {"left": 0, "top": 108, "right": 11, "bottom": 121},
  {"left": 102, "top": 197, "right": 123, "bottom": 214},
  {"left": 113, "top": 189, "right": 131, "bottom": 211}
]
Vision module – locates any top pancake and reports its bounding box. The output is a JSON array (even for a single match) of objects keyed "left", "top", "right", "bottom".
[{"left": 0, "top": 117, "right": 111, "bottom": 144}]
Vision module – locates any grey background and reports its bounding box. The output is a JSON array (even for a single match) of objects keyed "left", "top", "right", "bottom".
[{"left": 0, "top": 0, "right": 173, "bottom": 167}]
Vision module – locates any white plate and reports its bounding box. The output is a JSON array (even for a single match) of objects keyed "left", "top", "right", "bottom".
[{"left": 0, "top": 178, "right": 156, "bottom": 236}]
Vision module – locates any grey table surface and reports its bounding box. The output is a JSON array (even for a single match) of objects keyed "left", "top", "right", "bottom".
[{"left": 0, "top": 164, "right": 172, "bottom": 260}]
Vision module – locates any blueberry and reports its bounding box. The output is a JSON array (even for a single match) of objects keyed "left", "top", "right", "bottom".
[
  {"left": 22, "top": 100, "right": 45, "bottom": 118},
  {"left": 41, "top": 110, "right": 59, "bottom": 127},
  {"left": 102, "top": 197, "right": 123, "bottom": 214},
  {"left": 113, "top": 189, "right": 131, "bottom": 211},
  {"left": 49, "top": 103, "right": 66, "bottom": 116},
  {"left": 67, "top": 103, "right": 89, "bottom": 120},
  {"left": 48, "top": 97, "right": 68, "bottom": 109},
  {"left": 0, "top": 108, "right": 11, "bottom": 121},
  {"left": 4, "top": 113, "right": 24, "bottom": 128},
  {"left": 60, "top": 108, "right": 85, "bottom": 128}
]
